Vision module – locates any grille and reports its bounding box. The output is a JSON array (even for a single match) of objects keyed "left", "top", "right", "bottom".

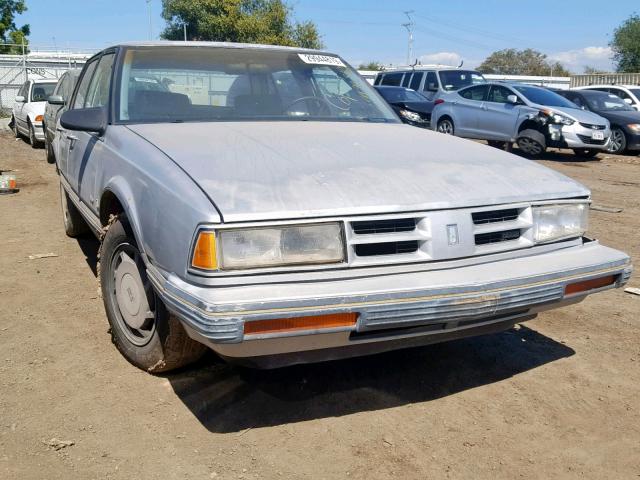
[
  {"left": 355, "top": 240, "right": 419, "bottom": 257},
  {"left": 475, "top": 229, "right": 521, "bottom": 245},
  {"left": 577, "top": 134, "right": 607, "bottom": 145},
  {"left": 351, "top": 218, "right": 416, "bottom": 234},
  {"left": 579, "top": 122, "right": 606, "bottom": 130},
  {"left": 472, "top": 208, "right": 519, "bottom": 225}
]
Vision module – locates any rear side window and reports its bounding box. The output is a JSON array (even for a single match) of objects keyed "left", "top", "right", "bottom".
[
  {"left": 610, "top": 88, "right": 632, "bottom": 102},
  {"left": 84, "top": 53, "right": 115, "bottom": 108},
  {"left": 374, "top": 74, "right": 382, "bottom": 86},
  {"left": 409, "top": 72, "right": 423, "bottom": 90},
  {"left": 423, "top": 71, "right": 438, "bottom": 92},
  {"left": 380, "top": 72, "right": 403, "bottom": 86},
  {"left": 73, "top": 59, "right": 99, "bottom": 109},
  {"left": 459, "top": 85, "right": 489, "bottom": 101},
  {"left": 53, "top": 75, "right": 67, "bottom": 96},
  {"left": 401, "top": 73, "right": 411, "bottom": 87}
]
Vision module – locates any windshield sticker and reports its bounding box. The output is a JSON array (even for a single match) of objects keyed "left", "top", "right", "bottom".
[{"left": 298, "top": 54, "right": 345, "bottom": 67}]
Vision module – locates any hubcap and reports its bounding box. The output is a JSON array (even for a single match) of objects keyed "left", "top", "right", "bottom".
[
  {"left": 607, "top": 130, "right": 624, "bottom": 153},
  {"left": 519, "top": 138, "right": 542, "bottom": 155},
  {"left": 438, "top": 121, "right": 453, "bottom": 134},
  {"left": 109, "top": 245, "right": 156, "bottom": 346}
]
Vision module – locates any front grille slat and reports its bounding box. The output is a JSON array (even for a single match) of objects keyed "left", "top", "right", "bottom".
[
  {"left": 354, "top": 240, "right": 419, "bottom": 257},
  {"left": 352, "top": 218, "right": 416, "bottom": 235},
  {"left": 475, "top": 229, "right": 521, "bottom": 245},
  {"left": 472, "top": 208, "right": 519, "bottom": 225},
  {"left": 579, "top": 122, "right": 606, "bottom": 130}
]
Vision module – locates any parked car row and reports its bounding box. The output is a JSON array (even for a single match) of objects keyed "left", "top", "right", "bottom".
[
  {"left": 373, "top": 67, "right": 640, "bottom": 157},
  {"left": 8, "top": 42, "right": 631, "bottom": 373}
]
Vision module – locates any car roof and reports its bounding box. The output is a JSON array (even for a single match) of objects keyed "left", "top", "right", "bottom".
[
  {"left": 374, "top": 86, "right": 414, "bottom": 91},
  {"left": 579, "top": 84, "right": 639, "bottom": 89},
  {"left": 105, "top": 40, "right": 331, "bottom": 55},
  {"left": 379, "top": 66, "right": 476, "bottom": 73},
  {"left": 30, "top": 79, "right": 58, "bottom": 84}
]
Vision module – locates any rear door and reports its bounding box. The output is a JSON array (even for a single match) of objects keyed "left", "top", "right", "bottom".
[
  {"left": 454, "top": 85, "right": 490, "bottom": 137},
  {"left": 477, "top": 85, "right": 520, "bottom": 140},
  {"left": 421, "top": 71, "right": 438, "bottom": 101},
  {"left": 14, "top": 81, "right": 29, "bottom": 132}
]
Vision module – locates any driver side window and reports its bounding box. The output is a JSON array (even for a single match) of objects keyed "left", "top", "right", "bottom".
[
  {"left": 72, "top": 59, "right": 99, "bottom": 109},
  {"left": 487, "top": 86, "right": 513, "bottom": 103}
]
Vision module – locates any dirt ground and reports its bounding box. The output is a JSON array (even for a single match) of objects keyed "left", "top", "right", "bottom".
[{"left": 0, "top": 131, "right": 639, "bottom": 480}]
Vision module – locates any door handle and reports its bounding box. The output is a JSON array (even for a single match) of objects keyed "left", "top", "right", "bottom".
[{"left": 66, "top": 134, "right": 78, "bottom": 141}]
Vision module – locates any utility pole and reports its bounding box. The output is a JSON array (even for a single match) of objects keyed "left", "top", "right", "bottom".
[
  {"left": 183, "top": 23, "right": 187, "bottom": 41},
  {"left": 402, "top": 10, "right": 414, "bottom": 66},
  {"left": 146, "top": 0, "right": 153, "bottom": 40}
]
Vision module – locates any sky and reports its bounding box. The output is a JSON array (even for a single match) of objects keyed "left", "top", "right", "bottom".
[{"left": 17, "top": 0, "right": 639, "bottom": 73}]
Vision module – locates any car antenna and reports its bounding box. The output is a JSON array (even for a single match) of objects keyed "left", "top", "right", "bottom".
[
  {"left": 457, "top": 60, "right": 464, "bottom": 68},
  {"left": 410, "top": 59, "right": 418, "bottom": 70}
]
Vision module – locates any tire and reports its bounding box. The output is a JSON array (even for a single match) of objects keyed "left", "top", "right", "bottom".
[
  {"left": 12, "top": 116, "right": 20, "bottom": 138},
  {"left": 606, "top": 128, "right": 627, "bottom": 155},
  {"left": 44, "top": 128, "right": 56, "bottom": 164},
  {"left": 436, "top": 118, "right": 454, "bottom": 135},
  {"left": 60, "top": 182, "right": 90, "bottom": 237},
  {"left": 28, "top": 121, "right": 38, "bottom": 148},
  {"left": 572, "top": 148, "right": 599, "bottom": 159},
  {"left": 516, "top": 129, "right": 546, "bottom": 158},
  {"left": 99, "top": 215, "right": 207, "bottom": 373}
]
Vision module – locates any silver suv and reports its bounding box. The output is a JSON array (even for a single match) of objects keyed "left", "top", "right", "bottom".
[
  {"left": 374, "top": 66, "right": 485, "bottom": 116},
  {"left": 432, "top": 82, "right": 611, "bottom": 158}
]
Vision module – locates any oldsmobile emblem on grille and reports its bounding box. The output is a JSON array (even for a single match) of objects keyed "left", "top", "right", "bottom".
[{"left": 447, "top": 224, "right": 460, "bottom": 245}]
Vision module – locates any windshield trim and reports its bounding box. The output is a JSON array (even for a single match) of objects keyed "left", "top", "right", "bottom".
[{"left": 112, "top": 45, "right": 401, "bottom": 126}]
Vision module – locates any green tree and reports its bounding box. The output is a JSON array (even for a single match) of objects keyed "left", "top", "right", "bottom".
[
  {"left": 611, "top": 14, "right": 640, "bottom": 72},
  {"left": 0, "top": 0, "right": 29, "bottom": 54},
  {"left": 477, "top": 48, "right": 571, "bottom": 76},
  {"left": 161, "top": 0, "right": 323, "bottom": 49},
  {"left": 358, "top": 61, "right": 383, "bottom": 71}
]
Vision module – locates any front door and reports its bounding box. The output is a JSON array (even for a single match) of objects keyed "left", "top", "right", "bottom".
[{"left": 477, "top": 85, "right": 521, "bottom": 140}]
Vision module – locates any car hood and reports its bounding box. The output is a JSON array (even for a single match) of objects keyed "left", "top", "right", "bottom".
[
  {"left": 539, "top": 105, "right": 608, "bottom": 125},
  {"left": 391, "top": 101, "right": 432, "bottom": 115},
  {"left": 128, "top": 122, "right": 589, "bottom": 222},
  {"left": 594, "top": 109, "right": 640, "bottom": 125}
]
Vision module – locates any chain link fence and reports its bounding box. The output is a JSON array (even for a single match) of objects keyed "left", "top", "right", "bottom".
[{"left": 0, "top": 43, "right": 95, "bottom": 116}]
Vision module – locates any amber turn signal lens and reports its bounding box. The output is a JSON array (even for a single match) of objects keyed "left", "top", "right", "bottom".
[
  {"left": 35, "top": 115, "right": 43, "bottom": 122},
  {"left": 565, "top": 275, "right": 616, "bottom": 295},
  {"left": 244, "top": 313, "right": 357, "bottom": 335},
  {"left": 191, "top": 231, "right": 217, "bottom": 270}
]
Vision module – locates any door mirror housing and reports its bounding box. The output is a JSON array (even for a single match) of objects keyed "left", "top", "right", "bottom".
[
  {"left": 506, "top": 94, "right": 519, "bottom": 104},
  {"left": 15, "top": 95, "right": 25, "bottom": 103},
  {"left": 624, "top": 98, "right": 633, "bottom": 105},
  {"left": 60, "top": 108, "right": 107, "bottom": 135},
  {"left": 48, "top": 95, "right": 65, "bottom": 105}
]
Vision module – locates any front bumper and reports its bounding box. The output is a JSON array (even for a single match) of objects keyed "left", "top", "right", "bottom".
[
  {"left": 557, "top": 123, "right": 611, "bottom": 150},
  {"left": 33, "top": 122, "right": 45, "bottom": 141},
  {"left": 148, "top": 241, "right": 631, "bottom": 366}
]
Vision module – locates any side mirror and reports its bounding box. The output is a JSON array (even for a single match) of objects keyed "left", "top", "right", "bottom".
[
  {"left": 427, "top": 82, "right": 438, "bottom": 92},
  {"left": 60, "top": 107, "right": 106, "bottom": 134},
  {"left": 48, "top": 95, "right": 65, "bottom": 105},
  {"left": 15, "top": 95, "right": 25, "bottom": 103},
  {"left": 507, "top": 94, "right": 519, "bottom": 104},
  {"left": 624, "top": 98, "right": 633, "bottom": 105}
]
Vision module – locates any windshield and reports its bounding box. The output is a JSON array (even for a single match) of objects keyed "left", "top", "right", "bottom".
[
  {"left": 31, "top": 83, "right": 55, "bottom": 102},
  {"left": 377, "top": 87, "right": 426, "bottom": 103},
  {"left": 438, "top": 70, "right": 485, "bottom": 91},
  {"left": 117, "top": 47, "right": 398, "bottom": 124},
  {"left": 512, "top": 85, "right": 578, "bottom": 108},
  {"left": 586, "top": 93, "right": 635, "bottom": 111}
]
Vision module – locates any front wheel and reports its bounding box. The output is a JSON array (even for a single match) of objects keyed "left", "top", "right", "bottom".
[
  {"left": 99, "top": 215, "right": 207, "bottom": 373},
  {"left": 28, "top": 121, "right": 38, "bottom": 148},
  {"left": 606, "top": 128, "right": 627, "bottom": 155},
  {"left": 516, "top": 129, "right": 546, "bottom": 158},
  {"left": 573, "top": 148, "right": 599, "bottom": 159},
  {"left": 44, "top": 127, "right": 56, "bottom": 164},
  {"left": 436, "top": 118, "right": 454, "bottom": 135}
]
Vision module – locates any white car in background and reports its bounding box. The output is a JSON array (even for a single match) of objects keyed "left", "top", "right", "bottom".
[
  {"left": 574, "top": 85, "right": 640, "bottom": 112},
  {"left": 10, "top": 79, "right": 58, "bottom": 147}
]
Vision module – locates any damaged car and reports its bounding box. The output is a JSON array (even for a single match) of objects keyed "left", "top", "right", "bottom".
[
  {"left": 56, "top": 42, "right": 632, "bottom": 371},
  {"left": 432, "top": 82, "right": 612, "bottom": 158}
]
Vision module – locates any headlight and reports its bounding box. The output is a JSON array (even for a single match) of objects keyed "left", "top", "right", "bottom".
[
  {"left": 627, "top": 123, "right": 640, "bottom": 133},
  {"left": 399, "top": 109, "right": 424, "bottom": 123},
  {"left": 552, "top": 113, "right": 574, "bottom": 126},
  {"left": 532, "top": 203, "right": 588, "bottom": 243},
  {"left": 212, "top": 223, "right": 345, "bottom": 270}
]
